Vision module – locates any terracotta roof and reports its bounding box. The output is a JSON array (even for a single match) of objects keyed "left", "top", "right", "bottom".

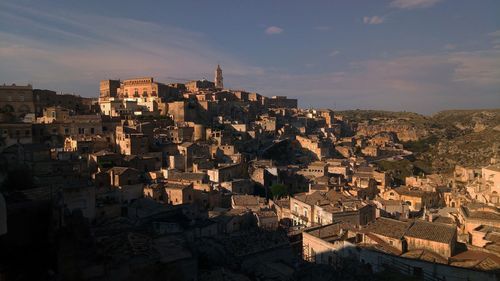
[
  {"left": 255, "top": 210, "right": 278, "bottom": 219},
  {"left": 165, "top": 182, "right": 191, "bottom": 190},
  {"left": 93, "top": 150, "right": 116, "bottom": 157},
  {"left": 401, "top": 249, "right": 448, "bottom": 264},
  {"left": 363, "top": 232, "right": 402, "bottom": 255},
  {"left": 393, "top": 186, "right": 428, "bottom": 197},
  {"left": 432, "top": 216, "right": 455, "bottom": 225},
  {"left": 108, "top": 166, "right": 138, "bottom": 176},
  {"left": 293, "top": 191, "right": 330, "bottom": 206},
  {"left": 363, "top": 217, "right": 411, "bottom": 239},
  {"left": 468, "top": 211, "right": 500, "bottom": 221},
  {"left": 306, "top": 223, "right": 342, "bottom": 241},
  {"left": 405, "top": 220, "right": 456, "bottom": 244},
  {"left": 168, "top": 171, "right": 206, "bottom": 182},
  {"left": 232, "top": 195, "right": 265, "bottom": 207}
]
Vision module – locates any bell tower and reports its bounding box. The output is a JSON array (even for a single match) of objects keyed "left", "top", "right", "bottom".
[{"left": 215, "top": 64, "right": 223, "bottom": 89}]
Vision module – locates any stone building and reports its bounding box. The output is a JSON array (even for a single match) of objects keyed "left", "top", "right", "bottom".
[
  {"left": 0, "top": 122, "right": 33, "bottom": 148},
  {"left": 185, "top": 79, "right": 215, "bottom": 92},
  {"left": 265, "top": 96, "right": 298, "bottom": 109},
  {"left": 290, "top": 190, "right": 375, "bottom": 227},
  {"left": 352, "top": 166, "right": 389, "bottom": 191},
  {"left": 298, "top": 161, "right": 329, "bottom": 178},
  {"left": 165, "top": 183, "right": 194, "bottom": 205},
  {"left": 404, "top": 220, "right": 457, "bottom": 258},
  {"left": 115, "top": 121, "right": 150, "bottom": 155},
  {"left": 120, "top": 77, "right": 179, "bottom": 100},
  {"left": 207, "top": 163, "right": 246, "bottom": 183},
  {"left": 99, "top": 79, "right": 121, "bottom": 99},
  {"left": 482, "top": 165, "right": 500, "bottom": 194},
  {"left": 302, "top": 223, "right": 356, "bottom": 265},
  {"left": 108, "top": 167, "right": 141, "bottom": 187},
  {"left": 0, "top": 84, "right": 35, "bottom": 119},
  {"left": 254, "top": 210, "right": 279, "bottom": 230},
  {"left": 167, "top": 100, "right": 199, "bottom": 123},
  {"left": 296, "top": 135, "right": 330, "bottom": 160},
  {"left": 381, "top": 186, "right": 440, "bottom": 212},
  {"left": 362, "top": 217, "right": 411, "bottom": 254},
  {"left": 231, "top": 194, "right": 266, "bottom": 211}
]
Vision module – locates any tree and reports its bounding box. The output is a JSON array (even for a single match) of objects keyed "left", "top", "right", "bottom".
[{"left": 270, "top": 183, "right": 287, "bottom": 200}]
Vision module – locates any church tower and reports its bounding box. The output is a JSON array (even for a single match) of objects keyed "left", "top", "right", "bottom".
[{"left": 215, "top": 64, "right": 223, "bottom": 89}]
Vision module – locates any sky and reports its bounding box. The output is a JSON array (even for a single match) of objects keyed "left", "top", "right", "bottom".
[{"left": 0, "top": 0, "right": 499, "bottom": 114}]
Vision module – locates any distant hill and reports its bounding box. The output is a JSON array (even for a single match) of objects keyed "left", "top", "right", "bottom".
[
  {"left": 338, "top": 108, "right": 500, "bottom": 173},
  {"left": 426, "top": 109, "right": 500, "bottom": 172}
]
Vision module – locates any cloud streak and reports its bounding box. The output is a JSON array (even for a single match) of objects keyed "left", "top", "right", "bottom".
[
  {"left": 390, "top": 0, "right": 443, "bottom": 9},
  {"left": 363, "top": 16, "right": 385, "bottom": 25},
  {"left": 265, "top": 26, "right": 283, "bottom": 35},
  {"left": 249, "top": 50, "right": 500, "bottom": 114},
  {"left": 329, "top": 50, "right": 340, "bottom": 57},
  {"left": 0, "top": 2, "right": 264, "bottom": 95},
  {"left": 0, "top": 1, "right": 498, "bottom": 114}
]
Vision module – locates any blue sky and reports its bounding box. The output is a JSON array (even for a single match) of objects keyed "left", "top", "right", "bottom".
[{"left": 0, "top": 0, "right": 499, "bottom": 114}]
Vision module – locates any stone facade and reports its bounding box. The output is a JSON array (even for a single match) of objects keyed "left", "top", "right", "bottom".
[{"left": 0, "top": 84, "right": 35, "bottom": 119}]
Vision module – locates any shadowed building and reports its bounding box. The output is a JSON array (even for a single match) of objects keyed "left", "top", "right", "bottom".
[{"left": 0, "top": 84, "right": 35, "bottom": 119}]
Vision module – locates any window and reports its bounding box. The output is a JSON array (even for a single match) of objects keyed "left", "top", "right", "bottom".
[{"left": 90, "top": 128, "right": 95, "bottom": 134}]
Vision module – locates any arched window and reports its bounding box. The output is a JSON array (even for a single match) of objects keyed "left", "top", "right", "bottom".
[{"left": 2, "top": 104, "right": 14, "bottom": 113}]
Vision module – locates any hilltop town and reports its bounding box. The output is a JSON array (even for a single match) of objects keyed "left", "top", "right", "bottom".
[{"left": 1, "top": 66, "right": 500, "bottom": 281}]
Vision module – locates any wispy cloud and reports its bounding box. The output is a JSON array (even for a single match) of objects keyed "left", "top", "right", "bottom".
[
  {"left": 449, "top": 50, "right": 500, "bottom": 87},
  {"left": 488, "top": 30, "right": 500, "bottom": 37},
  {"left": 363, "top": 16, "right": 385, "bottom": 25},
  {"left": 0, "top": 2, "right": 263, "bottom": 95},
  {"left": 251, "top": 49, "right": 500, "bottom": 113},
  {"left": 390, "top": 0, "right": 443, "bottom": 9},
  {"left": 443, "top": 44, "right": 456, "bottom": 50},
  {"left": 329, "top": 50, "right": 340, "bottom": 57},
  {"left": 314, "top": 26, "right": 330, "bottom": 31},
  {"left": 265, "top": 26, "right": 283, "bottom": 35}
]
